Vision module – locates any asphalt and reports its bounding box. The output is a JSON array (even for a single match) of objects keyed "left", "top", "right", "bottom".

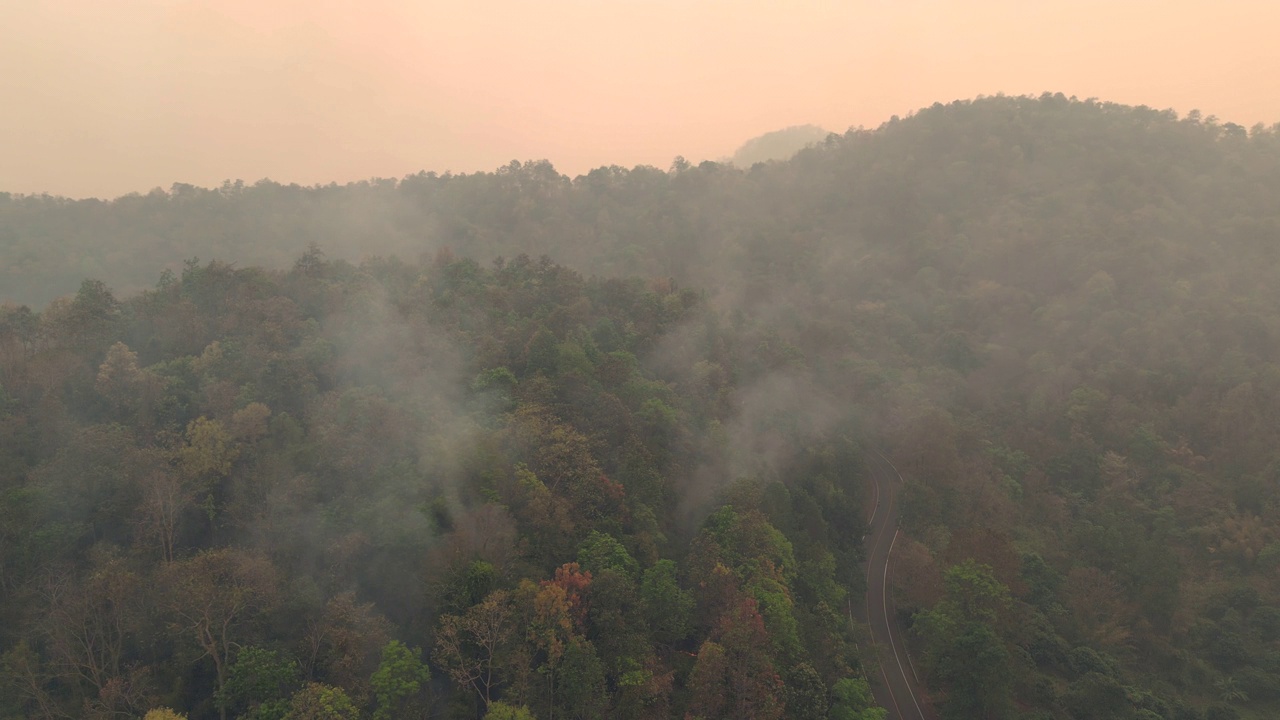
[{"left": 862, "top": 451, "right": 938, "bottom": 720}]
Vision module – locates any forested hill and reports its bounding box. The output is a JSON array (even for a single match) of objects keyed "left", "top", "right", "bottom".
[
  {"left": 6, "top": 93, "right": 1278, "bottom": 311},
  {"left": 4, "top": 94, "right": 1280, "bottom": 720}
]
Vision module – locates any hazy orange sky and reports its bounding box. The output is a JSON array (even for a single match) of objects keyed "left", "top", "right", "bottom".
[{"left": 3, "top": 0, "right": 1278, "bottom": 199}]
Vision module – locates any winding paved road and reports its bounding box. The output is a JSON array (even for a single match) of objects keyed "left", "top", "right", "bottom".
[{"left": 863, "top": 451, "right": 937, "bottom": 720}]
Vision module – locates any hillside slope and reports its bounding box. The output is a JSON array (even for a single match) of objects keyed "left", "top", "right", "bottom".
[{"left": 4, "top": 94, "right": 1280, "bottom": 719}]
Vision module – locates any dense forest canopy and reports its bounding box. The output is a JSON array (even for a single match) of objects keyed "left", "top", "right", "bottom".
[{"left": 4, "top": 93, "right": 1280, "bottom": 719}]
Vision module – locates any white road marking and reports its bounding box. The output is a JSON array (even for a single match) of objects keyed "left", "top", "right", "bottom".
[
  {"left": 865, "top": 450, "right": 931, "bottom": 720},
  {"left": 883, "top": 527, "right": 926, "bottom": 720}
]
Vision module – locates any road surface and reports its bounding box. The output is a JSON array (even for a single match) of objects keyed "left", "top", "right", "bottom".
[{"left": 863, "top": 451, "right": 937, "bottom": 720}]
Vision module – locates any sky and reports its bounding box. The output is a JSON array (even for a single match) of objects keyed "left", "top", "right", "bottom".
[{"left": 2, "top": 0, "right": 1278, "bottom": 199}]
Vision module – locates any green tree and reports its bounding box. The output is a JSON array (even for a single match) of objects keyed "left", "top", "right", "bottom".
[
  {"left": 217, "top": 646, "right": 299, "bottom": 720},
  {"left": 583, "top": 567, "right": 645, "bottom": 673},
  {"left": 178, "top": 416, "right": 239, "bottom": 479},
  {"left": 483, "top": 702, "right": 536, "bottom": 720},
  {"left": 782, "top": 662, "right": 828, "bottom": 720},
  {"left": 639, "top": 560, "right": 692, "bottom": 646},
  {"left": 555, "top": 637, "right": 607, "bottom": 720},
  {"left": 285, "top": 683, "right": 360, "bottom": 720},
  {"left": 95, "top": 341, "right": 150, "bottom": 416},
  {"left": 829, "top": 677, "right": 887, "bottom": 720},
  {"left": 370, "top": 640, "right": 430, "bottom": 720},
  {"left": 576, "top": 531, "right": 639, "bottom": 579},
  {"left": 915, "top": 561, "right": 1013, "bottom": 720}
]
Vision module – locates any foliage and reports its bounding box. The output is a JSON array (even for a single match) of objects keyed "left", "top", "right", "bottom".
[
  {"left": 284, "top": 683, "right": 360, "bottom": 720},
  {"left": 5, "top": 94, "right": 1280, "bottom": 717},
  {"left": 915, "top": 562, "right": 1014, "bottom": 719},
  {"left": 483, "top": 702, "right": 536, "bottom": 720},
  {"left": 218, "top": 646, "right": 299, "bottom": 720},
  {"left": 639, "top": 559, "right": 693, "bottom": 646},
  {"left": 829, "top": 677, "right": 887, "bottom": 720},
  {"left": 370, "top": 640, "right": 430, "bottom": 720}
]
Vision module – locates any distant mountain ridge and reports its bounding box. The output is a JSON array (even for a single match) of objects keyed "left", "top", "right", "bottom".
[
  {"left": 726, "top": 124, "right": 833, "bottom": 167},
  {"left": 2, "top": 94, "right": 1277, "bottom": 310}
]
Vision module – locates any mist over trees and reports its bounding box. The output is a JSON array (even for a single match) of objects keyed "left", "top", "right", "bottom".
[
  {"left": 727, "top": 125, "right": 833, "bottom": 167},
  {"left": 4, "top": 93, "right": 1280, "bottom": 719}
]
